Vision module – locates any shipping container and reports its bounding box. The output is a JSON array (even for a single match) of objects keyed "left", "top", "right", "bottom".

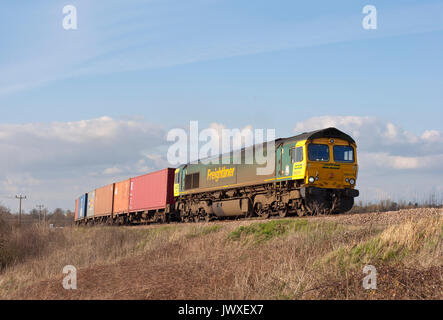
[
  {"left": 129, "top": 168, "right": 175, "bottom": 212},
  {"left": 113, "top": 179, "right": 130, "bottom": 215},
  {"left": 74, "top": 198, "right": 79, "bottom": 221},
  {"left": 78, "top": 194, "right": 87, "bottom": 219},
  {"left": 86, "top": 190, "right": 95, "bottom": 218},
  {"left": 94, "top": 183, "right": 114, "bottom": 217}
]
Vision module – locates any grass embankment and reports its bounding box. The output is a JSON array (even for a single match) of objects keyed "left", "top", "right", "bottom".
[{"left": 0, "top": 208, "right": 441, "bottom": 299}]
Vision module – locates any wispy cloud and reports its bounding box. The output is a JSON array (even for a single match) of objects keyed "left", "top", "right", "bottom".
[{"left": 1, "top": 1, "right": 442, "bottom": 96}]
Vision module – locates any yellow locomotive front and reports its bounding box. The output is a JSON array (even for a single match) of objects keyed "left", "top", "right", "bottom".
[
  {"left": 305, "top": 137, "right": 358, "bottom": 189},
  {"left": 301, "top": 135, "right": 359, "bottom": 214}
]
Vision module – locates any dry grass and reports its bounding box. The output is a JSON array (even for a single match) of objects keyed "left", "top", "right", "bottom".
[{"left": 0, "top": 208, "right": 441, "bottom": 300}]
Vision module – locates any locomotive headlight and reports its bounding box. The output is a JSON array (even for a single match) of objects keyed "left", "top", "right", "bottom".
[
  {"left": 349, "top": 178, "right": 355, "bottom": 185},
  {"left": 345, "top": 178, "right": 349, "bottom": 182},
  {"left": 308, "top": 176, "right": 315, "bottom": 183}
]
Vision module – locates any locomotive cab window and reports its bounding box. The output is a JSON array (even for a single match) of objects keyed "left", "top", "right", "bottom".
[
  {"left": 333, "top": 145, "right": 354, "bottom": 162},
  {"left": 291, "top": 147, "right": 303, "bottom": 163},
  {"left": 308, "top": 144, "right": 329, "bottom": 161},
  {"left": 185, "top": 172, "right": 200, "bottom": 190}
]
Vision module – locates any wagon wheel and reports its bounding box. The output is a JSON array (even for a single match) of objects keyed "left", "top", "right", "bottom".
[
  {"left": 261, "top": 210, "right": 271, "bottom": 219},
  {"left": 182, "top": 211, "right": 190, "bottom": 223}
]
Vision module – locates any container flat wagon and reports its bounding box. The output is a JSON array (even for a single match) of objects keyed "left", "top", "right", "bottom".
[{"left": 127, "top": 168, "right": 176, "bottom": 224}]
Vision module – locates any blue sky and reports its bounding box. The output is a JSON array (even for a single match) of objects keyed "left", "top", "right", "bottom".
[{"left": 0, "top": 0, "right": 443, "bottom": 211}]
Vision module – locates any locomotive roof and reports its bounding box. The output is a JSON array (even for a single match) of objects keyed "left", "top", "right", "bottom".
[
  {"left": 179, "top": 127, "right": 355, "bottom": 168},
  {"left": 278, "top": 127, "right": 356, "bottom": 144}
]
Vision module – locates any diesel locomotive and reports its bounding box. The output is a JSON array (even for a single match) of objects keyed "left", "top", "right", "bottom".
[{"left": 74, "top": 127, "right": 359, "bottom": 225}]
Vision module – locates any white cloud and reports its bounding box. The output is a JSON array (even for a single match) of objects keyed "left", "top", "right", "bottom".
[
  {"left": 0, "top": 116, "right": 165, "bottom": 172},
  {"left": 421, "top": 130, "right": 441, "bottom": 142},
  {"left": 0, "top": 116, "right": 167, "bottom": 211},
  {"left": 103, "top": 167, "right": 123, "bottom": 175}
]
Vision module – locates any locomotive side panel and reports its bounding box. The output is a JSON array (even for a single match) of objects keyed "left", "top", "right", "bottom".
[{"left": 178, "top": 144, "right": 276, "bottom": 196}]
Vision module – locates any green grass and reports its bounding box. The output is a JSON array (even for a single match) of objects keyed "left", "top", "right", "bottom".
[
  {"left": 186, "top": 225, "right": 223, "bottom": 239},
  {"left": 228, "top": 219, "right": 310, "bottom": 243},
  {"left": 321, "top": 236, "right": 408, "bottom": 275},
  {"left": 228, "top": 218, "right": 346, "bottom": 245},
  {"left": 319, "top": 216, "right": 443, "bottom": 274}
]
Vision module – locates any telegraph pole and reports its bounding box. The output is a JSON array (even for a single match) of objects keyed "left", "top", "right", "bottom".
[
  {"left": 15, "top": 195, "right": 27, "bottom": 227},
  {"left": 36, "top": 204, "right": 44, "bottom": 223}
]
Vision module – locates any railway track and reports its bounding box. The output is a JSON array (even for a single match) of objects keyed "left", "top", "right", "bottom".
[{"left": 115, "top": 210, "right": 360, "bottom": 229}]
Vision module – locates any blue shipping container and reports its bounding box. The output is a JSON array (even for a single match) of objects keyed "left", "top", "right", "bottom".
[{"left": 77, "top": 194, "right": 88, "bottom": 220}]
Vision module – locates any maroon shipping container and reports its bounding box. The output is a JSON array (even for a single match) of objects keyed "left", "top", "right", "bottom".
[
  {"left": 94, "top": 183, "right": 115, "bottom": 217},
  {"left": 129, "top": 168, "right": 175, "bottom": 212}
]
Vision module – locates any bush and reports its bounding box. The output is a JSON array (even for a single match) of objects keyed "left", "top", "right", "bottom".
[{"left": 0, "top": 225, "right": 66, "bottom": 271}]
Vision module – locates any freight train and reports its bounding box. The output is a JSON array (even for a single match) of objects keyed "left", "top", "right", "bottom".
[{"left": 74, "top": 127, "right": 359, "bottom": 225}]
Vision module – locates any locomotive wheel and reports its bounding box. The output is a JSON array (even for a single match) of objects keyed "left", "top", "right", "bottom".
[
  {"left": 254, "top": 202, "right": 269, "bottom": 219},
  {"left": 333, "top": 196, "right": 354, "bottom": 214},
  {"left": 182, "top": 210, "right": 191, "bottom": 223},
  {"left": 296, "top": 208, "right": 305, "bottom": 217},
  {"left": 278, "top": 207, "right": 288, "bottom": 218},
  {"left": 258, "top": 208, "right": 270, "bottom": 219},
  {"left": 259, "top": 210, "right": 270, "bottom": 219}
]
